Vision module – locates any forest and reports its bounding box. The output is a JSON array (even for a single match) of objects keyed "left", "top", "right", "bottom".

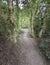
[{"left": 0, "top": 0, "right": 50, "bottom": 65}]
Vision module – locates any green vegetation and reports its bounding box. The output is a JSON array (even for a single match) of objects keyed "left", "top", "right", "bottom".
[
  {"left": 0, "top": 0, "right": 50, "bottom": 61},
  {"left": 40, "top": 39, "right": 50, "bottom": 59}
]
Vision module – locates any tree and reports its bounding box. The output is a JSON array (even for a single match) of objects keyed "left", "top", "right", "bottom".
[
  {"left": 0, "top": 0, "right": 2, "bottom": 15},
  {"left": 7, "top": 0, "right": 13, "bottom": 22}
]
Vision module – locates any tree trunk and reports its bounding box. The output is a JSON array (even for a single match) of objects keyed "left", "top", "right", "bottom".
[
  {"left": 39, "top": 9, "right": 47, "bottom": 38},
  {"left": 16, "top": 0, "right": 19, "bottom": 29},
  {"left": 0, "top": 0, "right": 2, "bottom": 15},
  {"left": 29, "top": 1, "right": 35, "bottom": 37},
  {"left": 7, "top": 0, "right": 13, "bottom": 22}
]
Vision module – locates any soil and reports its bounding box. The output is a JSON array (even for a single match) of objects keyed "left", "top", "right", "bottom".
[
  {"left": 0, "top": 29, "right": 47, "bottom": 65},
  {"left": 18, "top": 29, "right": 47, "bottom": 65}
]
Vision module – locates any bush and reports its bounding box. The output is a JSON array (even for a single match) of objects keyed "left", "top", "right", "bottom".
[
  {"left": 0, "top": 17, "right": 7, "bottom": 34},
  {"left": 40, "top": 38, "right": 50, "bottom": 59}
]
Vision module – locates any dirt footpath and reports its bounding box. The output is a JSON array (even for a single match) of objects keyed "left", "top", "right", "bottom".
[
  {"left": 19, "top": 29, "right": 47, "bottom": 65},
  {"left": 0, "top": 29, "right": 47, "bottom": 65}
]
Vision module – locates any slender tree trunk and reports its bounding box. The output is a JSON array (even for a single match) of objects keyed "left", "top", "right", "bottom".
[
  {"left": 29, "top": 1, "right": 35, "bottom": 37},
  {"left": 7, "top": 0, "right": 13, "bottom": 22},
  {"left": 16, "top": 0, "right": 19, "bottom": 29},
  {"left": 39, "top": 8, "right": 47, "bottom": 38},
  {"left": 0, "top": 0, "right": 2, "bottom": 15}
]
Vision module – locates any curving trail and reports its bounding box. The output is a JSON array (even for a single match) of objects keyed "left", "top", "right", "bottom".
[{"left": 19, "top": 29, "right": 47, "bottom": 65}]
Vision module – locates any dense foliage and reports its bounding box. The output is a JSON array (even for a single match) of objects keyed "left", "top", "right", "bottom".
[{"left": 0, "top": 0, "right": 50, "bottom": 60}]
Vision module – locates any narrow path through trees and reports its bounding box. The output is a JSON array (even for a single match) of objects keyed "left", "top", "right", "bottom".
[{"left": 18, "top": 29, "right": 47, "bottom": 65}]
